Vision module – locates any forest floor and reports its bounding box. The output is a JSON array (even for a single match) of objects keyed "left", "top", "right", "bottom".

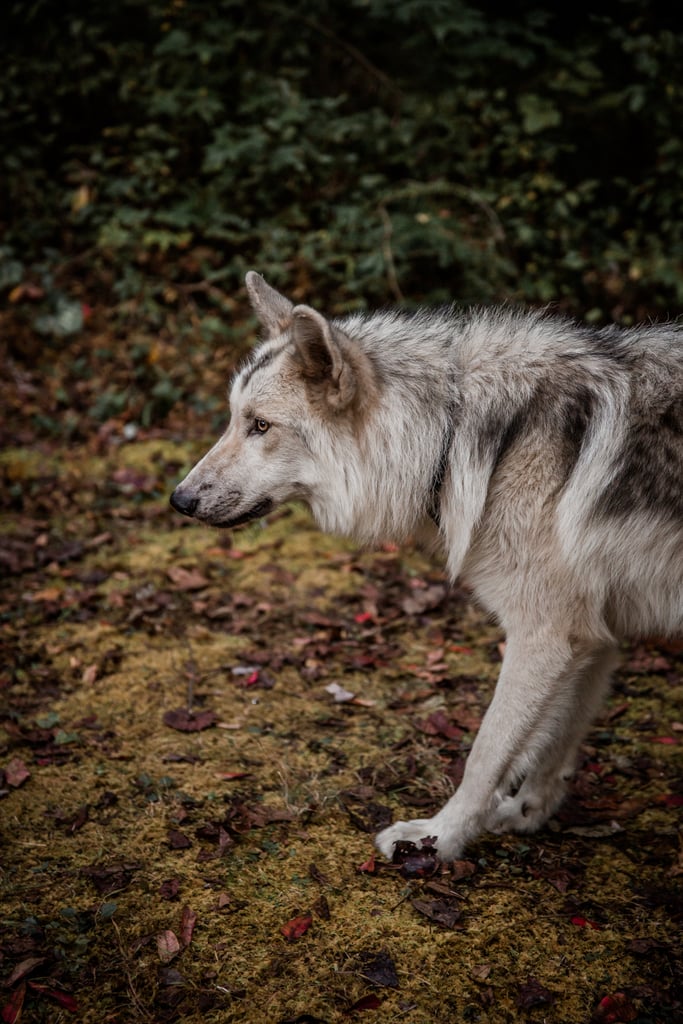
[{"left": 1, "top": 307, "right": 682, "bottom": 1024}]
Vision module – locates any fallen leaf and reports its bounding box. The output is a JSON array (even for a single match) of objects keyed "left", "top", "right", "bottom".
[
  {"left": 280, "top": 913, "right": 312, "bottom": 942},
  {"left": 449, "top": 860, "right": 476, "bottom": 881},
  {"left": 30, "top": 587, "right": 62, "bottom": 602},
  {"left": 571, "top": 915, "right": 602, "bottom": 930},
  {"left": 167, "top": 829, "right": 192, "bottom": 850},
  {"left": 81, "top": 861, "right": 141, "bottom": 894},
  {"left": 81, "top": 663, "right": 98, "bottom": 685},
  {"left": 160, "top": 878, "right": 180, "bottom": 900},
  {"left": 411, "top": 898, "right": 462, "bottom": 929},
  {"left": 158, "top": 967, "right": 186, "bottom": 988},
  {"left": 26, "top": 983, "right": 79, "bottom": 1012},
  {"left": 591, "top": 992, "right": 638, "bottom": 1023},
  {"left": 167, "top": 566, "right": 210, "bottom": 590},
  {"left": 163, "top": 708, "right": 217, "bottom": 732},
  {"left": 5, "top": 758, "right": 30, "bottom": 788},
  {"left": 357, "top": 853, "right": 377, "bottom": 874},
  {"left": 627, "top": 937, "right": 668, "bottom": 955},
  {"left": 342, "top": 797, "right": 392, "bottom": 834},
  {"left": 5, "top": 957, "right": 45, "bottom": 986},
  {"left": 345, "top": 994, "right": 382, "bottom": 1013},
  {"left": 64, "top": 804, "right": 90, "bottom": 833},
  {"left": 414, "top": 710, "right": 464, "bottom": 741},
  {"left": 157, "top": 929, "right": 181, "bottom": 963},
  {"left": 313, "top": 894, "right": 330, "bottom": 921},
  {"left": 357, "top": 950, "right": 399, "bottom": 988},
  {"left": 399, "top": 853, "right": 439, "bottom": 880},
  {"left": 325, "top": 681, "right": 356, "bottom": 703},
  {"left": 516, "top": 977, "right": 558, "bottom": 1010},
  {"left": 1, "top": 982, "right": 26, "bottom": 1024},
  {"left": 401, "top": 584, "right": 446, "bottom": 615},
  {"left": 180, "top": 905, "right": 197, "bottom": 947},
  {"left": 656, "top": 792, "right": 683, "bottom": 808},
  {"left": 391, "top": 837, "right": 439, "bottom": 879}
]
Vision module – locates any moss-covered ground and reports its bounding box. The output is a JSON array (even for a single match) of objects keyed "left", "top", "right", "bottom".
[{"left": 1, "top": 329, "right": 682, "bottom": 1024}]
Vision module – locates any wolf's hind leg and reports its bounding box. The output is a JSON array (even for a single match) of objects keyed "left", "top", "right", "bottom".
[{"left": 375, "top": 634, "right": 614, "bottom": 861}]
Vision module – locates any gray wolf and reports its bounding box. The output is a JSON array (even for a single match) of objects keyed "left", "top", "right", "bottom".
[{"left": 170, "top": 272, "right": 683, "bottom": 861}]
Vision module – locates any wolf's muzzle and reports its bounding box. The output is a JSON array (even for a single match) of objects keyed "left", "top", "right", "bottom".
[{"left": 169, "top": 487, "right": 199, "bottom": 518}]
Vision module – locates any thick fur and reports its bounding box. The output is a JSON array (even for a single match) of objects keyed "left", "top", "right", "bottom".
[{"left": 171, "top": 273, "right": 683, "bottom": 860}]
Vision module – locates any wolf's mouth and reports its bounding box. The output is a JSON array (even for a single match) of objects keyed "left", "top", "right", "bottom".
[{"left": 214, "top": 498, "right": 274, "bottom": 529}]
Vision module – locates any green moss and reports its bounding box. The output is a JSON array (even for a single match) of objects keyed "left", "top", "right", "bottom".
[{"left": 1, "top": 437, "right": 681, "bottom": 1023}]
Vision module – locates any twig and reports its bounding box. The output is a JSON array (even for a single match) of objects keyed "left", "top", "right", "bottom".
[
  {"left": 183, "top": 636, "right": 199, "bottom": 713},
  {"left": 383, "top": 180, "right": 506, "bottom": 244},
  {"left": 271, "top": 5, "right": 402, "bottom": 100},
  {"left": 378, "top": 205, "right": 404, "bottom": 303},
  {"left": 111, "top": 919, "right": 152, "bottom": 1021}
]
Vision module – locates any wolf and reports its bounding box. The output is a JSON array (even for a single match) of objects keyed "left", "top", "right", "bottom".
[{"left": 170, "top": 272, "right": 683, "bottom": 861}]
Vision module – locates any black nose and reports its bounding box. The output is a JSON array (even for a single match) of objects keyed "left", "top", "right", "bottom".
[{"left": 169, "top": 488, "right": 199, "bottom": 517}]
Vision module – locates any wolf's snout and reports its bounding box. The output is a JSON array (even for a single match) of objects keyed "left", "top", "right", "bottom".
[{"left": 169, "top": 487, "right": 199, "bottom": 518}]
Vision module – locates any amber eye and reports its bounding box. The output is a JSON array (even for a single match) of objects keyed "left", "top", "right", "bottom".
[{"left": 254, "top": 418, "right": 270, "bottom": 434}]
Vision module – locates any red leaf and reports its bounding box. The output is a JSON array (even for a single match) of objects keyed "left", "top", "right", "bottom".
[
  {"left": 1, "top": 982, "right": 26, "bottom": 1024},
  {"left": 26, "top": 984, "right": 78, "bottom": 1013},
  {"left": 571, "top": 915, "right": 602, "bottom": 930},
  {"left": 652, "top": 736, "right": 677, "bottom": 745},
  {"left": 354, "top": 612, "right": 374, "bottom": 624},
  {"left": 280, "top": 913, "right": 312, "bottom": 942},
  {"left": 345, "top": 994, "right": 382, "bottom": 1013},
  {"left": 592, "top": 992, "right": 638, "bottom": 1023}
]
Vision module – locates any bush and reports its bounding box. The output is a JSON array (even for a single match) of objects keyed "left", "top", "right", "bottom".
[{"left": 2, "top": 0, "right": 682, "bottom": 319}]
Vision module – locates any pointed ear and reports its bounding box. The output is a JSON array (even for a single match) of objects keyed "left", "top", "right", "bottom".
[
  {"left": 291, "top": 305, "right": 356, "bottom": 410},
  {"left": 245, "top": 271, "right": 293, "bottom": 337}
]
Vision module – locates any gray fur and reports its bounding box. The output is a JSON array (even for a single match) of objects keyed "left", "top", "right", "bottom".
[{"left": 171, "top": 277, "right": 683, "bottom": 861}]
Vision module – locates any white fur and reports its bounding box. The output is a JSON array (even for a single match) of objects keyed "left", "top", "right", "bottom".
[{"left": 171, "top": 278, "right": 683, "bottom": 861}]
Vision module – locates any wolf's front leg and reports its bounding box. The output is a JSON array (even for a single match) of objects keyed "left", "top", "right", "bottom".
[
  {"left": 375, "top": 632, "right": 580, "bottom": 861},
  {"left": 490, "top": 643, "right": 617, "bottom": 834}
]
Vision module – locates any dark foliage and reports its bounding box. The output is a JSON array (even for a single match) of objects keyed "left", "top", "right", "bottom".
[{"left": 2, "top": 0, "right": 683, "bottom": 322}]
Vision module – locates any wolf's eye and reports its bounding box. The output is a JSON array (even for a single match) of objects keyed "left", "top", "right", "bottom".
[{"left": 254, "top": 418, "right": 270, "bottom": 434}]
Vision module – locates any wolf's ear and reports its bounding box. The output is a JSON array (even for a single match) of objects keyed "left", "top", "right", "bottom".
[
  {"left": 291, "top": 305, "right": 356, "bottom": 411},
  {"left": 245, "top": 271, "right": 293, "bottom": 338}
]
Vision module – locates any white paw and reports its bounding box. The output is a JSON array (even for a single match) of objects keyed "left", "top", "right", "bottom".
[
  {"left": 490, "top": 783, "right": 565, "bottom": 834},
  {"left": 375, "top": 818, "right": 463, "bottom": 861}
]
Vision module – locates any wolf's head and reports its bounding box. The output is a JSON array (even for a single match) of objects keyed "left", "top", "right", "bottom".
[{"left": 169, "top": 272, "right": 375, "bottom": 531}]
